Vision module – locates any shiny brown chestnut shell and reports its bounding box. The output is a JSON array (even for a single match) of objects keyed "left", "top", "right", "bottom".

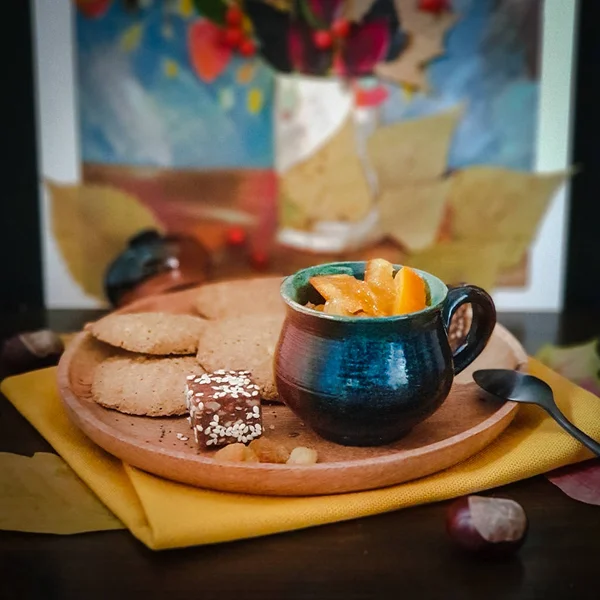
[{"left": 446, "top": 495, "right": 529, "bottom": 557}]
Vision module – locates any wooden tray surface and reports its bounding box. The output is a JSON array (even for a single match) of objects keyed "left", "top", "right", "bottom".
[{"left": 57, "top": 287, "right": 528, "bottom": 496}]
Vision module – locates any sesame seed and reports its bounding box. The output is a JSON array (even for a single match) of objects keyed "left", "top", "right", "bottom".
[{"left": 251, "top": 391, "right": 259, "bottom": 397}]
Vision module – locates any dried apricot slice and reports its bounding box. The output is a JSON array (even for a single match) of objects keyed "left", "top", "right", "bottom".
[
  {"left": 364, "top": 258, "right": 396, "bottom": 315},
  {"left": 392, "top": 267, "right": 427, "bottom": 315},
  {"left": 310, "top": 274, "right": 383, "bottom": 316}
]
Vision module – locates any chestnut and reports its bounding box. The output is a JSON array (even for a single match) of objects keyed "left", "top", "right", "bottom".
[{"left": 446, "top": 495, "right": 528, "bottom": 556}]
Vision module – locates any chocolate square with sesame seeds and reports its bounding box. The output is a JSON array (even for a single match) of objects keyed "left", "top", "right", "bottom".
[{"left": 185, "top": 370, "right": 263, "bottom": 449}]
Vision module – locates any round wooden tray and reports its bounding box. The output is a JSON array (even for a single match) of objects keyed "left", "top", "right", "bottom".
[{"left": 57, "top": 287, "right": 528, "bottom": 496}]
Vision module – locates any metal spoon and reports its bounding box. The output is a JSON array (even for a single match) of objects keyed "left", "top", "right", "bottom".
[{"left": 473, "top": 369, "right": 600, "bottom": 457}]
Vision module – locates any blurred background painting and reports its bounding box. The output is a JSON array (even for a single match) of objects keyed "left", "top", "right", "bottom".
[{"left": 44, "top": 0, "right": 572, "bottom": 306}]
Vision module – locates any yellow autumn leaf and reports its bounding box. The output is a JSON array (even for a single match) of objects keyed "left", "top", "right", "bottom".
[
  {"left": 0, "top": 452, "right": 123, "bottom": 534},
  {"left": 407, "top": 240, "right": 507, "bottom": 291},
  {"left": 366, "top": 106, "right": 463, "bottom": 187},
  {"left": 247, "top": 88, "right": 264, "bottom": 114},
  {"left": 120, "top": 22, "right": 144, "bottom": 53},
  {"left": 378, "top": 179, "right": 452, "bottom": 252},
  {"left": 47, "top": 181, "right": 161, "bottom": 300},
  {"left": 280, "top": 117, "right": 373, "bottom": 223}
]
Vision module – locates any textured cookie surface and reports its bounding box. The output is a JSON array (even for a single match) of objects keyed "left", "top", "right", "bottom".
[
  {"left": 195, "top": 313, "right": 283, "bottom": 400},
  {"left": 89, "top": 312, "right": 206, "bottom": 355},
  {"left": 92, "top": 355, "right": 202, "bottom": 416},
  {"left": 194, "top": 276, "right": 284, "bottom": 320}
]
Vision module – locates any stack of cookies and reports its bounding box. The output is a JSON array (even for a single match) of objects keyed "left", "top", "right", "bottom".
[{"left": 88, "top": 276, "right": 286, "bottom": 453}]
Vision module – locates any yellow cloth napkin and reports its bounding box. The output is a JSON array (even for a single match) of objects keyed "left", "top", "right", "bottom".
[{"left": 2, "top": 359, "right": 599, "bottom": 550}]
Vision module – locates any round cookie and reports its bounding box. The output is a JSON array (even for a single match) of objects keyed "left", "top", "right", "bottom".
[
  {"left": 195, "top": 313, "right": 283, "bottom": 401},
  {"left": 194, "top": 276, "right": 284, "bottom": 320},
  {"left": 92, "top": 355, "right": 202, "bottom": 416},
  {"left": 89, "top": 312, "right": 207, "bottom": 355}
]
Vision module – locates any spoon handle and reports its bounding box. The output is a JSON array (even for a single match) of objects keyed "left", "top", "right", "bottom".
[{"left": 546, "top": 405, "right": 600, "bottom": 457}]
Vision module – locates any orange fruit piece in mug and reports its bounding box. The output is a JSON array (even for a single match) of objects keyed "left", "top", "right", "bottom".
[
  {"left": 364, "top": 258, "right": 396, "bottom": 315},
  {"left": 323, "top": 299, "right": 354, "bottom": 316},
  {"left": 310, "top": 275, "right": 383, "bottom": 316},
  {"left": 393, "top": 267, "right": 427, "bottom": 315}
]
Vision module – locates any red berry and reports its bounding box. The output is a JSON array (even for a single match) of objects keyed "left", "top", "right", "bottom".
[
  {"left": 238, "top": 39, "right": 256, "bottom": 57},
  {"left": 313, "top": 30, "right": 333, "bottom": 50},
  {"left": 226, "top": 226, "right": 246, "bottom": 247},
  {"left": 331, "top": 18, "right": 351, "bottom": 39},
  {"left": 250, "top": 249, "right": 269, "bottom": 271},
  {"left": 221, "top": 27, "right": 243, "bottom": 49},
  {"left": 225, "top": 6, "right": 244, "bottom": 27}
]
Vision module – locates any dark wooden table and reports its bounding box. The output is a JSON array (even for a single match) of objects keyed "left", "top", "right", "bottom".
[{"left": 1, "top": 310, "right": 599, "bottom": 600}]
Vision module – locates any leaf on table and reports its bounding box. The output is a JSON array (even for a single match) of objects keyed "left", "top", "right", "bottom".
[
  {"left": 536, "top": 340, "right": 600, "bottom": 397},
  {"left": 0, "top": 452, "right": 124, "bottom": 534},
  {"left": 546, "top": 459, "right": 600, "bottom": 506},
  {"left": 47, "top": 181, "right": 161, "bottom": 300}
]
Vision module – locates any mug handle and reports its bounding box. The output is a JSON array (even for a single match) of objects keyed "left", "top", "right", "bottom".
[{"left": 442, "top": 285, "right": 497, "bottom": 376}]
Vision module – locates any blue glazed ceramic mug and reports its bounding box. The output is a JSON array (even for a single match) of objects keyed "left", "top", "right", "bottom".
[{"left": 274, "top": 262, "right": 496, "bottom": 447}]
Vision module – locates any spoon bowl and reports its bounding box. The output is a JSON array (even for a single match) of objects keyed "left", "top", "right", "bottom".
[{"left": 473, "top": 369, "right": 600, "bottom": 457}]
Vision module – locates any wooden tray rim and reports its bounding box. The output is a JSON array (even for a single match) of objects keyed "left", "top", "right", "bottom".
[{"left": 57, "top": 323, "right": 527, "bottom": 475}]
